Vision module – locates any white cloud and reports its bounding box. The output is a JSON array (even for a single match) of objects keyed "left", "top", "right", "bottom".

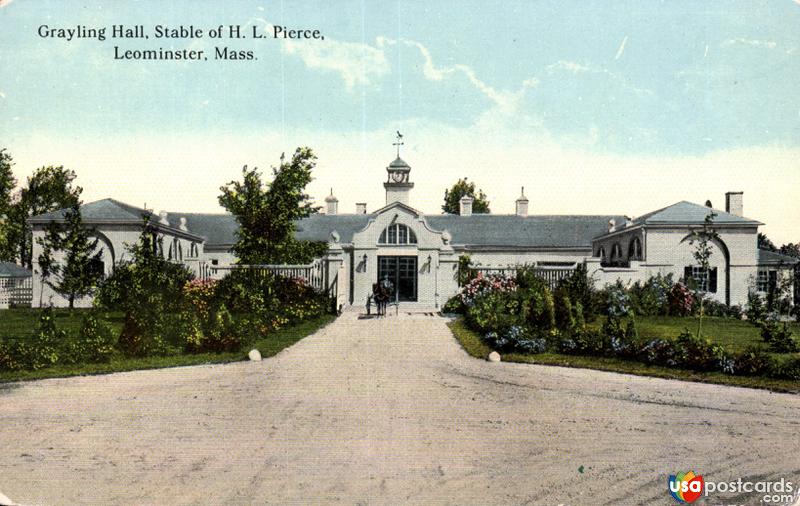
[
  {"left": 251, "top": 18, "right": 390, "bottom": 90},
  {"left": 721, "top": 38, "right": 778, "bottom": 49},
  {"left": 0, "top": 0, "right": 15, "bottom": 8},
  {"left": 546, "top": 60, "right": 593, "bottom": 74},
  {"left": 614, "top": 35, "right": 628, "bottom": 60},
  {"left": 0, "top": 90, "right": 6, "bottom": 99},
  {"left": 378, "top": 37, "right": 538, "bottom": 113}
]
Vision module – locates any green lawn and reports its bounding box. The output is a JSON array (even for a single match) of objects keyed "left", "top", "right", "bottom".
[
  {"left": 0, "top": 308, "right": 125, "bottom": 339},
  {"left": 448, "top": 319, "right": 800, "bottom": 394},
  {"left": 589, "top": 315, "right": 800, "bottom": 354},
  {"left": 0, "top": 309, "right": 335, "bottom": 383}
]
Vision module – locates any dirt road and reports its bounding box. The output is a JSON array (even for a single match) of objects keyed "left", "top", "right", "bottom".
[{"left": 2, "top": 310, "right": 799, "bottom": 505}]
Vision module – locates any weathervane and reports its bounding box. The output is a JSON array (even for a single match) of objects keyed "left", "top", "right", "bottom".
[{"left": 393, "top": 131, "right": 404, "bottom": 157}]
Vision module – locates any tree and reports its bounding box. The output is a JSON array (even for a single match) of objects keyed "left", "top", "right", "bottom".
[
  {"left": 779, "top": 243, "right": 800, "bottom": 258},
  {"left": 0, "top": 149, "right": 18, "bottom": 262},
  {"left": 758, "top": 233, "right": 777, "bottom": 252},
  {"left": 96, "top": 217, "right": 193, "bottom": 356},
  {"left": 6, "top": 166, "right": 82, "bottom": 269},
  {"left": 689, "top": 212, "right": 719, "bottom": 338},
  {"left": 442, "top": 178, "right": 491, "bottom": 215},
  {"left": 38, "top": 203, "right": 104, "bottom": 309},
  {"left": 218, "top": 148, "right": 325, "bottom": 265}
]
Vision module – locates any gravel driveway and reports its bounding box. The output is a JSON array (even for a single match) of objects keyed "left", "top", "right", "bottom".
[{"left": 1, "top": 310, "right": 799, "bottom": 505}]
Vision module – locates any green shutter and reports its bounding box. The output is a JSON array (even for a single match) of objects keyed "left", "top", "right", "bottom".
[
  {"left": 683, "top": 266, "right": 692, "bottom": 284},
  {"left": 709, "top": 268, "right": 718, "bottom": 293}
]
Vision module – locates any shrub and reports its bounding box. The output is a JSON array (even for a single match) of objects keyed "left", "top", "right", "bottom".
[
  {"left": 526, "top": 284, "right": 556, "bottom": 331},
  {"left": 74, "top": 312, "right": 116, "bottom": 363},
  {"left": 183, "top": 278, "right": 218, "bottom": 323},
  {"left": 638, "top": 338, "right": 680, "bottom": 367},
  {"left": 703, "top": 299, "right": 743, "bottom": 319},
  {"left": 556, "top": 263, "right": 597, "bottom": 320},
  {"left": 771, "top": 356, "right": 800, "bottom": 380},
  {"left": 667, "top": 282, "right": 694, "bottom": 316},
  {"left": 553, "top": 286, "right": 574, "bottom": 331},
  {"left": 746, "top": 290, "right": 766, "bottom": 323},
  {"left": 674, "top": 330, "right": 722, "bottom": 372},
  {"left": 605, "top": 281, "right": 631, "bottom": 319},
  {"left": 466, "top": 290, "right": 520, "bottom": 335},
  {"left": 733, "top": 346, "right": 775, "bottom": 376},
  {"left": 442, "top": 295, "right": 464, "bottom": 314},
  {"left": 760, "top": 316, "right": 798, "bottom": 353},
  {"left": 201, "top": 304, "right": 241, "bottom": 353},
  {"left": 457, "top": 272, "right": 517, "bottom": 308},
  {"left": 610, "top": 317, "right": 640, "bottom": 358},
  {"left": 629, "top": 273, "right": 673, "bottom": 316}
]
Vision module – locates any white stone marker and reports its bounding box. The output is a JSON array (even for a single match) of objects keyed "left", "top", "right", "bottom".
[
  {"left": 248, "top": 349, "right": 262, "bottom": 362},
  {"left": 487, "top": 351, "right": 501, "bottom": 362}
]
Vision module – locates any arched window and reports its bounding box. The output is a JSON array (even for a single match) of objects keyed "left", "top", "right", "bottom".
[
  {"left": 597, "top": 246, "right": 606, "bottom": 262},
  {"left": 379, "top": 223, "right": 417, "bottom": 245},
  {"left": 628, "top": 236, "right": 642, "bottom": 261}
]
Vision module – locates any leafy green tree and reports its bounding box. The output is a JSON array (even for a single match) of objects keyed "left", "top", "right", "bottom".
[
  {"left": 758, "top": 233, "right": 777, "bottom": 252},
  {"left": 96, "top": 217, "right": 193, "bottom": 356},
  {"left": 442, "top": 178, "right": 491, "bottom": 215},
  {"left": 779, "top": 243, "right": 800, "bottom": 258},
  {"left": 0, "top": 149, "right": 18, "bottom": 262},
  {"left": 6, "top": 166, "right": 82, "bottom": 269},
  {"left": 36, "top": 203, "right": 103, "bottom": 309},
  {"left": 689, "top": 212, "right": 719, "bottom": 337},
  {"left": 218, "top": 147, "right": 325, "bottom": 264}
]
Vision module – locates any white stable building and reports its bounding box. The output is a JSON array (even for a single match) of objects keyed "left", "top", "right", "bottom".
[{"left": 28, "top": 153, "right": 797, "bottom": 309}]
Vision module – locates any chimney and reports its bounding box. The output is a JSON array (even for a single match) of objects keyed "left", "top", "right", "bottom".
[
  {"left": 725, "top": 191, "right": 743, "bottom": 216},
  {"left": 515, "top": 187, "right": 529, "bottom": 216},
  {"left": 459, "top": 195, "right": 474, "bottom": 216},
  {"left": 356, "top": 203, "right": 367, "bottom": 214},
  {"left": 325, "top": 188, "right": 338, "bottom": 215}
]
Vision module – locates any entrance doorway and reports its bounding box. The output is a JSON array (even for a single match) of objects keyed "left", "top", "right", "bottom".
[{"left": 377, "top": 256, "right": 418, "bottom": 302}]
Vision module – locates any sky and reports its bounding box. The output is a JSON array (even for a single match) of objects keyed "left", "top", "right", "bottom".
[{"left": 1, "top": 0, "right": 799, "bottom": 243}]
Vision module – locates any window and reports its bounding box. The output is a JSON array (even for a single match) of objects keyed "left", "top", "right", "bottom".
[
  {"left": 756, "top": 269, "right": 777, "bottom": 293},
  {"left": 684, "top": 266, "right": 718, "bottom": 293},
  {"left": 88, "top": 258, "right": 105, "bottom": 279},
  {"left": 628, "top": 237, "right": 643, "bottom": 261},
  {"left": 597, "top": 246, "right": 606, "bottom": 262},
  {"left": 379, "top": 223, "right": 417, "bottom": 245}
]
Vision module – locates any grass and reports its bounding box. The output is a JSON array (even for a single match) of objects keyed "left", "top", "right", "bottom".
[
  {"left": 447, "top": 318, "right": 800, "bottom": 394},
  {"left": 0, "top": 311, "right": 336, "bottom": 383},
  {"left": 588, "top": 315, "right": 800, "bottom": 354},
  {"left": 0, "top": 308, "right": 125, "bottom": 339}
]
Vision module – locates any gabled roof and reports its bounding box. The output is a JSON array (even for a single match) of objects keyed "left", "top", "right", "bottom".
[
  {"left": 28, "top": 198, "right": 149, "bottom": 224},
  {"left": 632, "top": 201, "right": 762, "bottom": 226},
  {"left": 29, "top": 199, "right": 205, "bottom": 241},
  {"left": 758, "top": 249, "right": 800, "bottom": 266},
  {"left": 164, "top": 212, "right": 237, "bottom": 246},
  {"left": 0, "top": 261, "right": 31, "bottom": 278},
  {"left": 426, "top": 214, "right": 624, "bottom": 249}
]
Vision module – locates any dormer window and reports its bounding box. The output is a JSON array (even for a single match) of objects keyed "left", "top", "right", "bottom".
[{"left": 379, "top": 223, "right": 417, "bottom": 245}]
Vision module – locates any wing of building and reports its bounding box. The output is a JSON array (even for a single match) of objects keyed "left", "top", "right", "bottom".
[{"left": 27, "top": 156, "right": 797, "bottom": 309}]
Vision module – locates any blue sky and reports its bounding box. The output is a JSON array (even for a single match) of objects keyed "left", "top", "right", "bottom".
[{"left": 1, "top": 0, "right": 799, "bottom": 242}]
